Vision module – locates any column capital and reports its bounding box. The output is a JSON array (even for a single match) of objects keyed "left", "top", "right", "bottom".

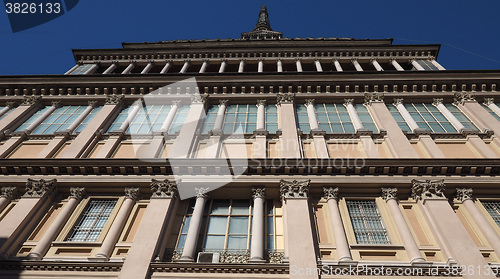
[
  {"left": 393, "top": 98, "right": 404, "bottom": 106},
  {"left": 252, "top": 187, "right": 266, "bottom": 199},
  {"left": 51, "top": 101, "right": 62, "bottom": 109},
  {"left": 276, "top": 93, "right": 295, "bottom": 105},
  {"left": 484, "top": 97, "right": 495, "bottom": 106},
  {"left": 171, "top": 100, "right": 182, "bottom": 106},
  {"left": 191, "top": 93, "right": 208, "bottom": 104},
  {"left": 411, "top": 179, "right": 446, "bottom": 201},
  {"left": 381, "top": 187, "right": 398, "bottom": 201},
  {"left": 87, "top": 100, "right": 99, "bottom": 108},
  {"left": 280, "top": 179, "right": 310, "bottom": 199},
  {"left": 1, "top": 187, "right": 18, "bottom": 200},
  {"left": 305, "top": 99, "right": 315, "bottom": 106},
  {"left": 323, "top": 187, "right": 338, "bottom": 201},
  {"left": 344, "top": 98, "right": 354, "bottom": 106},
  {"left": 364, "top": 92, "right": 384, "bottom": 105},
  {"left": 432, "top": 98, "right": 443, "bottom": 106},
  {"left": 454, "top": 92, "right": 476, "bottom": 105},
  {"left": 69, "top": 187, "right": 86, "bottom": 201},
  {"left": 24, "top": 178, "right": 57, "bottom": 198},
  {"left": 219, "top": 99, "right": 229, "bottom": 106},
  {"left": 105, "top": 95, "right": 125, "bottom": 105},
  {"left": 5, "top": 101, "right": 17, "bottom": 109},
  {"left": 256, "top": 99, "right": 266, "bottom": 106},
  {"left": 21, "top": 96, "right": 42, "bottom": 106},
  {"left": 124, "top": 187, "right": 141, "bottom": 201},
  {"left": 195, "top": 187, "right": 209, "bottom": 199},
  {"left": 456, "top": 188, "right": 474, "bottom": 202},
  {"left": 150, "top": 179, "right": 178, "bottom": 199}
]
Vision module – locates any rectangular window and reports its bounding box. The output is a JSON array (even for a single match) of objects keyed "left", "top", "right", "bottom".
[
  {"left": 66, "top": 199, "right": 117, "bottom": 242},
  {"left": 415, "top": 60, "right": 439, "bottom": 71},
  {"left": 405, "top": 103, "right": 456, "bottom": 133},
  {"left": 168, "top": 106, "right": 189, "bottom": 134},
  {"left": 296, "top": 105, "right": 311, "bottom": 133},
  {"left": 315, "top": 103, "right": 355, "bottom": 133},
  {"left": 444, "top": 104, "right": 479, "bottom": 131},
  {"left": 482, "top": 104, "right": 500, "bottom": 121},
  {"left": 31, "top": 106, "right": 101, "bottom": 135},
  {"left": 355, "top": 104, "right": 378, "bottom": 132},
  {"left": 265, "top": 105, "right": 278, "bottom": 134},
  {"left": 222, "top": 104, "right": 257, "bottom": 134},
  {"left": 201, "top": 105, "right": 219, "bottom": 134},
  {"left": 127, "top": 105, "right": 172, "bottom": 134},
  {"left": 15, "top": 106, "right": 50, "bottom": 132},
  {"left": 74, "top": 106, "right": 102, "bottom": 134},
  {"left": 387, "top": 104, "right": 411, "bottom": 132},
  {"left": 347, "top": 200, "right": 390, "bottom": 244},
  {"left": 482, "top": 201, "right": 500, "bottom": 227},
  {"left": 70, "top": 64, "right": 95, "bottom": 75}
]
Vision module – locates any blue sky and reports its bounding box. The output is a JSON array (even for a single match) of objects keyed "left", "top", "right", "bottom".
[{"left": 1, "top": 0, "right": 500, "bottom": 75}]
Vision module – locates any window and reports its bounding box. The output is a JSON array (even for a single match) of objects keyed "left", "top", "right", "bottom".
[
  {"left": 296, "top": 105, "right": 310, "bottom": 133},
  {"left": 355, "top": 104, "right": 378, "bottom": 132},
  {"left": 347, "top": 200, "right": 390, "bottom": 244},
  {"left": 70, "top": 64, "right": 95, "bottom": 75},
  {"left": 265, "top": 105, "right": 278, "bottom": 133},
  {"left": 127, "top": 105, "right": 172, "bottom": 134},
  {"left": 444, "top": 104, "right": 479, "bottom": 131},
  {"left": 387, "top": 104, "right": 411, "bottom": 132},
  {"left": 222, "top": 104, "right": 257, "bottom": 134},
  {"left": 201, "top": 105, "right": 219, "bottom": 134},
  {"left": 29, "top": 106, "right": 101, "bottom": 135},
  {"left": 15, "top": 106, "right": 51, "bottom": 132},
  {"left": 266, "top": 200, "right": 283, "bottom": 250},
  {"left": 482, "top": 201, "right": 500, "bottom": 227},
  {"left": 66, "top": 199, "right": 117, "bottom": 242},
  {"left": 0, "top": 106, "right": 12, "bottom": 121},
  {"left": 168, "top": 106, "right": 189, "bottom": 134},
  {"left": 74, "top": 106, "right": 102, "bottom": 133},
  {"left": 405, "top": 103, "right": 456, "bottom": 133},
  {"left": 315, "top": 103, "right": 355, "bottom": 133},
  {"left": 415, "top": 60, "right": 439, "bottom": 71},
  {"left": 482, "top": 104, "right": 500, "bottom": 121}
]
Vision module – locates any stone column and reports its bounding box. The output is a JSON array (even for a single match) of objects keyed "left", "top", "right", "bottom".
[
  {"left": 0, "top": 187, "right": 17, "bottom": 215},
  {"left": 254, "top": 100, "right": 268, "bottom": 158},
  {"left": 314, "top": 60, "right": 323, "bottom": 72},
  {"left": 393, "top": 98, "right": 419, "bottom": 131},
  {"left": 256, "top": 100, "right": 266, "bottom": 131},
  {"left": 0, "top": 179, "right": 57, "bottom": 258},
  {"left": 381, "top": 188, "right": 425, "bottom": 264},
  {"left": 413, "top": 180, "right": 495, "bottom": 279},
  {"left": 118, "top": 180, "right": 178, "bottom": 279},
  {"left": 160, "top": 61, "right": 172, "bottom": 74},
  {"left": 213, "top": 100, "right": 228, "bottom": 132},
  {"left": 323, "top": 187, "right": 352, "bottom": 262},
  {"left": 277, "top": 60, "right": 283, "bottom": 72},
  {"left": 457, "top": 188, "right": 500, "bottom": 258},
  {"left": 121, "top": 62, "right": 135, "bottom": 74},
  {"left": 28, "top": 187, "right": 85, "bottom": 260},
  {"left": 66, "top": 101, "right": 97, "bottom": 133},
  {"left": 102, "top": 63, "right": 117, "bottom": 74},
  {"left": 23, "top": 101, "right": 61, "bottom": 134},
  {"left": 238, "top": 60, "right": 245, "bottom": 73},
  {"left": 180, "top": 61, "right": 190, "bottom": 73},
  {"left": 305, "top": 99, "right": 319, "bottom": 130},
  {"left": 94, "top": 188, "right": 140, "bottom": 260},
  {"left": 0, "top": 102, "right": 16, "bottom": 119},
  {"left": 371, "top": 60, "right": 384, "bottom": 71},
  {"left": 204, "top": 100, "right": 228, "bottom": 158},
  {"left": 485, "top": 98, "right": 500, "bottom": 116},
  {"left": 64, "top": 64, "right": 79, "bottom": 75},
  {"left": 280, "top": 180, "right": 318, "bottom": 279},
  {"left": 258, "top": 60, "right": 264, "bottom": 72},
  {"left": 411, "top": 60, "right": 425, "bottom": 71},
  {"left": 430, "top": 59, "right": 446, "bottom": 70},
  {"left": 352, "top": 60, "right": 363, "bottom": 71},
  {"left": 433, "top": 98, "right": 466, "bottom": 131},
  {"left": 179, "top": 188, "right": 208, "bottom": 262},
  {"left": 277, "top": 93, "right": 301, "bottom": 158},
  {"left": 391, "top": 60, "right": 405, "bottom": 71},
  {"left": 250, "top": 188, "right": 265, "bottom": 262},
  {"left": 333, "top": 60, "right": 343, "bottom": 72},
  {"left": 141, "top": 62, "right": 153, "bottom": 74},
  {"left": 218, "top": 60, "right": 227, "bottom": 73},
  {"left": 295, "top": 59, "right": 303, "bottom": 72},
  {"left": 344, "top": 99, "right": 364, "bottom": 131},
  {"left": 199, "top": 61, "right": 208, "bottom": 73}
]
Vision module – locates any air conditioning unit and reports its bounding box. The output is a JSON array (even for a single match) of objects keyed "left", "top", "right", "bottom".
[{"left": 197, "top": 252, "right": 220, "bottom": 263}]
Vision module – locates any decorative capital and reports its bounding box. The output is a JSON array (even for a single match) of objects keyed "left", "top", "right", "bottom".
[
  {"left": 105, "top": 95, "right": 125, "bottom": 105},
  {"left": 432, "top": 98, "right": 443, "bottom": 106},
  {"left": 454, "top": 92, "right": 476, "bottom": 105},
  {"left": 381, "top": 188, "right": 398, "bottom": 201},
  {"left": 124, "top": 187, "right": 140, "bottom": 201},
  {"left": 5, "top": 102, "right": 17, "bottom": 109},
  {"left": 151, "top": 179, "right": 178, "bottom": 198},
  {"left": 195, "top": 187, "right": 209, "bottom": 199},
  {"left": 344, "top": 98, "right": 354, "bottom": 106},
  {"left": 484, "top": 98, "right": 495, "bottom": 106},
  {"left": 256, "top": 99, "right": 266, "bottom": 106},
  {"left": 280, "top": 179, "right": 310, "bottom": 199},
  {"left": 252, "top": 187, "right": 266, "bottom": 199},
  {"left": 219, "top": 100, "right": 229, "bottom": 106},
  {"left": 305, "top": 99, "right": 315, "bottom": 106},
  {"left": 191, "top": 93, "right": 208, "bottom": 104},
  {"left": 364, "top": 92, "right": 384, "bottom": 105},
  {"left": 88, "top": 101, "right": 99, "bottom": 108},
  {"left": 456, "top": 188, "right": 474, "bottom": 202},
  {"left": 1, "top": 187, "right": 18, "bottom": 200},
  {"left": 24, "top": 178, "right": 57, "bottom": 198},
  {"left": 276, "top": 93, "right": 295, "bottom": 106},
  {"left": 393, "top": 98, "right": 404, "bottom": 106},
  {"left": 21, "top": 96, "right": 41, "bottom": 106},
  {"left": 69, "top": 187, "right": 86, "bottom": 201},
  {"left": 323, "top": 187, "right": 338, "bottom": 201},
  {"left": 171, "top": 100, "right": 182, "bottom": 106},
  {"left": 51, "top": 101, "right": 62, "bottom": 108},
  {"left": 411, "top": 179, "right": 446, "bottom": 201}
]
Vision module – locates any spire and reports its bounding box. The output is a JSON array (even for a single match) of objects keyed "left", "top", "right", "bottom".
[{"left": 241, "top": 5, "right": 282, "bottom": 40}]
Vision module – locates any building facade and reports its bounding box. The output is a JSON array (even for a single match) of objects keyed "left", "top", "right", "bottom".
[{"left": 1, "top": 5, "right": 500, "bottom": 279}]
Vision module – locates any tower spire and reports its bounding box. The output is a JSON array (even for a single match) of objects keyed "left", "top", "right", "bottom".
[{"left": 241, "top": 5, "right": 282, "bottom": 40}]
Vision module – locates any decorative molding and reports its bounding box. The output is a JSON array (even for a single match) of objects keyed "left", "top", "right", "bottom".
[
  {"left": 305, "top": 99, "right": 315, "bottom": 106},
  {"left": 69, "top": 187, "right": 86, "bottom": 200},
  {"left": 381, "top": 187, "right": 398, "bottom": 201},
  {"left": 24, "top": 178, "right": 57, "bottom": 198},
  {"left": 150, "top": 179, "right": 178, "bottom": 198},
  {"left": 219, "top": 250, "right": 250, "bottom": 264},
  {"left": 432, "top": 98, "right": 443, "bottom": 106},
  {"left": 252, "top": 187, "right": 266, "bottom": 199},
  {"left": 195, "top": 187, "right": 209, "bottom": 199},
  {"left": 344, "top": 98, "right": 354, "bottom": 106},
  {"left": 276, "top": 93, "right": 295, "bottom": 105},
  {"left": 393, "top": 98, "right": 404, "bottom": 106},
  {"left": 191, "top": 93, "right": 208, "bottom": 104},
  {"left": 456, "top": 188, "right": 474, "bottom": 202},
  {"left": 323, "top": 187, "right": 338, "bottom": 201},
  {"left": 484, "top": 97, "right": 495, "bottom": 106},
  {"left": 105, "top": 95, "right": 125, "bottom": 105},
  {"left": 124, "top": 187, "right": 140, "bottom": 201},
  {"left": 279, "top": 179, "right": 310, "bottom": 199},
  {"left": 1, "top": 187, "right": 18, "bottom": 200},
  {"left": 256, "top": 99, "right": 267, "bottom": 106},
  {"left": 411, "top": 179, "right": 446, "bottom": 201},
  {"left": 21, "top": 96, "right": 41, "bottom": 106},
  {"left": 364, "top": 92, "right": 384, "bottom": 105},
  {"left": 454, "top": 92, "right": 476, "bottom": 105}
]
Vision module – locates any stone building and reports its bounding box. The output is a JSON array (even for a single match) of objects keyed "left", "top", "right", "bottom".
[{"left": 1, "top": 5, "right": 500, "bottom": 279}]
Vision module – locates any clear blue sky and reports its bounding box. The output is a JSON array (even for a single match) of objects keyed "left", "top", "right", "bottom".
[{"left": 1, "top": 0, "right": 500, "bottom": 75}]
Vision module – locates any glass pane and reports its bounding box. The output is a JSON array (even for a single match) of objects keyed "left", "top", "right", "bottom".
[
  {"left": 207, "top": 216, "right": 228, "bottom": 234},
  {"left": 229, "top": 217, "right": 249, "bottom": 234},
  {"left": 231, "top": 200, "right": 250, "bottom": 215},
  {"left": 227, "top": 235, "right": 247, "bottom": 249},
  {"left": 204, "top": 235, "right": 225, "bottom": 250}
]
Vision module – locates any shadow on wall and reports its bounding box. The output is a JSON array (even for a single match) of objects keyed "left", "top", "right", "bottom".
[{"left": 0, "top": 237, "right": 22, "bottom": 279}]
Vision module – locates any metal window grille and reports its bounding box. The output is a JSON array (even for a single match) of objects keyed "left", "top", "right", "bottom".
[
  {"left": 315, "top": 103, "right": 355, "bottom": 133},
  {"left": 346, "top": 200, "right": 390, "bottom": 244},
  {"left": 482, "top": 201, "right": 500, "bottom": 227},
  {"left": 66, "top": 199, "right": 116, "bottom": 242}
]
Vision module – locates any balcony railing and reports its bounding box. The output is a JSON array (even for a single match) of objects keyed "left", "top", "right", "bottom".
[{"left": 163, "top": 249, "right": 285, "bottom": 264}]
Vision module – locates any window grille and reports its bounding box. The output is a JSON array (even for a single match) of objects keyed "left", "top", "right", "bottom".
[
  {"left": 346, "top": 200, "right": 390, "bottom": 244},
  {"left": 66, "top": 199, "right": 116, "bottom": 242},
  {"left": 482, "top": 201, "right": 500, "bottom": 227}
]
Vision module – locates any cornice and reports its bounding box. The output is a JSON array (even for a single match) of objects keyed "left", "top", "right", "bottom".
[
  {"left": 0, "top": 261, "right": 122, "bottom": 272},
  {"left": 150, "top": 262, "right": 288, "bottom": 274}
]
